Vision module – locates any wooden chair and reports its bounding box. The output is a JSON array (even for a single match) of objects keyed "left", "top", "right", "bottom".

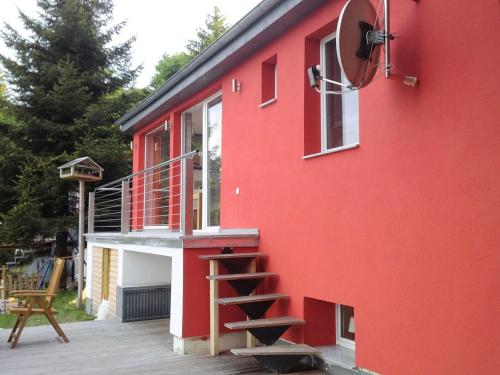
[{"left": 7, "top": 258, "right": 69, "bottom": 348}]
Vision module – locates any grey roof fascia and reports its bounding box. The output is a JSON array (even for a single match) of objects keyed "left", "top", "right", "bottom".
[{"left": 118, "top": 0, "right": 327, "bottom": 133}]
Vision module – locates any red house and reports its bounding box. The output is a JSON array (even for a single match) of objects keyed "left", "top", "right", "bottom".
[{"left": 85, "top": 1, "right": 500, "bottom": 374}]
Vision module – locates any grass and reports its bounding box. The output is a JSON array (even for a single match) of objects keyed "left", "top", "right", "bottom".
[{"left": 0, "top": 290, "right": 95, "bottom": 329}]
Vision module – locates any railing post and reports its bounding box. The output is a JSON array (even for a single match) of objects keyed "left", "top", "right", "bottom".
[
  {"left": 121, "top": 180, "right": 130, "bottom": 234},
  {"left": 181, "top": 157, "right": 194, "bottom": 235},
  {"left": 88, "top": 192, "right": 95, "bottom": 234}
]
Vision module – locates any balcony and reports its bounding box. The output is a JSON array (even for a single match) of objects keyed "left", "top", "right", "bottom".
[
  {"left": 88, "top": 151, "right": 197, "bottom": 236},
  {"left": 86, "top": 151, "right": 259, "bottom": 248}
]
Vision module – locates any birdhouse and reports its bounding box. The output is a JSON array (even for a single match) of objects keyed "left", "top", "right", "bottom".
[{"left": 58, "top": 157, "right": 103, "bottom": 182}]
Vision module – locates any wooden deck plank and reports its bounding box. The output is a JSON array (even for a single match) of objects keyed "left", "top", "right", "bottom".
[
  {"left": 217, "top": 293, "right": 289, "bottom": 305},
  {"left": 207, "top": 272, "right": 276, "bottom": 281},
  {"left": 0, "top": 319, "right": 325, "bottom": 374},
  {"left": 225, "top": 316, "right": 305, "bottom": 330},
  {"left": 231, "top": 344, "right": 321, "bottom": 356},
  {"left": 0, "top": 319, "right": 281, "bottom": 375}
]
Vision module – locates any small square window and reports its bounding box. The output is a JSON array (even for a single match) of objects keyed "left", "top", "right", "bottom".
[{"left": 260, "top": 55, "right": 277, "bottom": 106}]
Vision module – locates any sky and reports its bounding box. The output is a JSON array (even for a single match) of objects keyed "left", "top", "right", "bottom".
[{"left": 0, "top": 0, "right": 262, "bottom": 87}]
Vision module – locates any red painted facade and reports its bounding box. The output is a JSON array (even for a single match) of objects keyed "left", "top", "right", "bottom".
[{"left": 130, "top": 1, "right": 500, "bottom": 374}]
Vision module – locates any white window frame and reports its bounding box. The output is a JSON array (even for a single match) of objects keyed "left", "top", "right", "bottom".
[
  {"left": 320, "top": 32, "right": 359, "bottom": 153},
  {"left": 143, "top": 124, "right": 170, "bottom": 230},
  {"left": 336, "top": 304, "right": 356, "bottom": 350},
  {"left": 181, "top": 92, "right": 222, "bottom": 232}
]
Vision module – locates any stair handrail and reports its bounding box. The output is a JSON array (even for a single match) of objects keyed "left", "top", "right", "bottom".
[{"left": 95, "top": 150, "right": 198, "bottom": 190}]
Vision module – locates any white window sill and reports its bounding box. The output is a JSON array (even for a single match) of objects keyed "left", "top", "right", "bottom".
[
  {"left": 303, "top": 143, "right": 359, "bottom": 160},
  {"left": 193, "top": 227, "right": 220, "bottom": 234},
  {"left": 259, "top": 97, "right": 277, "bottom": 108},
  {"left": 316, "top": 344, "right": 355, "bottom": 370}
]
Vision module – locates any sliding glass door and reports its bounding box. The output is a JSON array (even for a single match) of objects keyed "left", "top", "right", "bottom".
[
  {"left": 182, "top": 93, "right": 222, "bottom": 229},
  {"left": 206, "top": 96, "right": 222, "bottom": 227}
]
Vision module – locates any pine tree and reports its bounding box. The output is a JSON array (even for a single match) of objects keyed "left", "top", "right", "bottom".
[
  {"left": 186, "top": 6, "right": 229, "bottom": 57},
  {"left": 0, "top": 75, "right": 25, "bottom": 215},
  {"left": 1, "top": 0, "right": 139, "bottom": 155},
  {"left": 0, "top": 0, "right": 144, "bottom": 246}
]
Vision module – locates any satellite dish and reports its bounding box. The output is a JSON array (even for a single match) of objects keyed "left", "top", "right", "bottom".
[
  {"left": 307, "top": 0, "right": 407, "bottom": 93},
  {"left": 336, "top": 0, "right": 382, "bottom": 88}
]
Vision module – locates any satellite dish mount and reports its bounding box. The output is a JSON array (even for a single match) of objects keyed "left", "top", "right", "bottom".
[{"left": 308, "top": 0, "right": 402, "bottom": 93}]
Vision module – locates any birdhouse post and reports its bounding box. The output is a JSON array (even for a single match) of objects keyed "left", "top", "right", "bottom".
[{"left": 58, "top": 157, "right": 103, "bottom": 308}]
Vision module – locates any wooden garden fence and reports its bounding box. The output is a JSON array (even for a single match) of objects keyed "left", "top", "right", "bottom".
[{"left": 0, "top": 266, "right": 41, "bottom": 299}]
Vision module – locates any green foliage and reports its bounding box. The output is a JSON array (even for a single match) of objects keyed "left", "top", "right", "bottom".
[
  {"left": 150, "top": 52, "right": 191, "bottom": 89},
  {"left": 0, "top": 249, "right": 15, "bottom": 266},
  {"left": 77, "top": 88, "right": 149, "bottom": 137},
  {"left": 76, "top": 133, "right": 131, "bottom": 185},
  {"left": 151, "top": 7, "right": 229, "bottom": 88},
  {"left": 186, "top": 7, "right": 229, "bottom": 57},
  {"left": 0, "top": 0, "right": 140, "bottom": 155},
  {"left": 0, "top": 199, "right": 44, "bottom": 246},
  {"left": 0, "top": 290, "right": 95, "bottom": 328},
  {"left": 0, "top": 156, "right": 75, "bottom": 246},
  {"left": 0, "top": 78, "right": 14, "bottom": 125},
  {"left": 75, "top": 88, "right": 148, "bottom": 184},
  {"left": 0, "top": 79, "right": 26, "bottom": 214},
  {"left": 0, "top": 0, "right": 144, "bottom": 246}
]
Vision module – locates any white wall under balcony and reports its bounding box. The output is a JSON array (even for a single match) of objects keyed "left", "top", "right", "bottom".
[
  {"left": 122, "top": 251, "right": 172, "bottom": 287},
  {"left": 86, "top": 240, "right": 183, "bottom": 338}
]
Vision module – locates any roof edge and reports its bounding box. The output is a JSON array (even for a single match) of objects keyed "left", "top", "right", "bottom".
[
  {"left": 117, "top": 0, "right": 327, "bottom": 132},
  {"left": 116, "top": 0, "right": 281, "bottom": 128}
]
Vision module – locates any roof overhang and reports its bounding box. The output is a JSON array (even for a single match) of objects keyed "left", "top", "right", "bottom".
[{"left": 117, "top": 0, "right": 327, "bottom": 133}]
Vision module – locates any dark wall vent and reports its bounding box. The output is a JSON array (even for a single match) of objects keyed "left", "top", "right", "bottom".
[{"left": 118, "top": 285, "right": 171, "bottom": 323}]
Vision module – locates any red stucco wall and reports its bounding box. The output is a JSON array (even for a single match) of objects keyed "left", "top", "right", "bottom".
[{"left": 134, "top": 1, "right": 500, "bottom": 374}]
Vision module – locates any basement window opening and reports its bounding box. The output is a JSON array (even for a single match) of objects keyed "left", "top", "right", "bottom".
[{"left": 336, "top": 304, "right": 355, "bottom": 350}]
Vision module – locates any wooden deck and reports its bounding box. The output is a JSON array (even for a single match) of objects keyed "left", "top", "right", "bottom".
[{"left": 0, "top": 319, "right": 325, "bottom": 374}]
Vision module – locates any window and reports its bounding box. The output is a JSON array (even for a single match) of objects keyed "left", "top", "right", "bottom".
[
  {"left": 144, "top": 125, "right": 170, "bottom": 227},
  {"left": 336, "top": 304, "right": 355, "bottom": 349},
  {"left": 207, "top": 96, "right": 222, "bottom": 227},
  {"left": 260, "top": 55, "right": 277, "bottom": 107},
  {"left": 320, "top": 33, "right": 359, "bottom": 152}
]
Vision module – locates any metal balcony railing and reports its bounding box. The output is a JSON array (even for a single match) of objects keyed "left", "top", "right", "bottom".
[{"left": 88, "top": 151, "right": 197, "bottom": 235}]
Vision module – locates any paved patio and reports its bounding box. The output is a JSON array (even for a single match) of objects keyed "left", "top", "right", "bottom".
[{"left": 0, "top": 319, "right": 325, "bottom": 374}]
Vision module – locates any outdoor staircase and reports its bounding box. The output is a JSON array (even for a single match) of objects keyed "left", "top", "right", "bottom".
[{"left": 199, "top": 250, "right": 319, "bottom": 374}]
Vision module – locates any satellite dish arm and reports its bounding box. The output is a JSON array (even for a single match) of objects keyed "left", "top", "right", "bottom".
[
  {"left": 322, "top": 77, "right": 351, "bottom": 88},
  {"left": 308, "top": 65, "right": 355, "bottom": 94}
]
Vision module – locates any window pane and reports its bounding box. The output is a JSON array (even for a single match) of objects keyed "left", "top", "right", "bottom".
[
  {"left": 184, "top": 110, "right": 203, "bottom": 191},
  {"left": 184, "top": 108, "right": 203, "bottom": 229},
  {"left": 323, "top": 36, "right": 359, "bottom": 150},
  {"left": 325, "top": 38, "right": 344, "bottom": 149},
  {"left": 207, "top": 97, "right": 222, "bottom": 227},
  {"left": 340, "top": 304, "right": 355, "bottom": 341},
  {"left": 145, "top": 127, "right": 169, "bottom": 226}
]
